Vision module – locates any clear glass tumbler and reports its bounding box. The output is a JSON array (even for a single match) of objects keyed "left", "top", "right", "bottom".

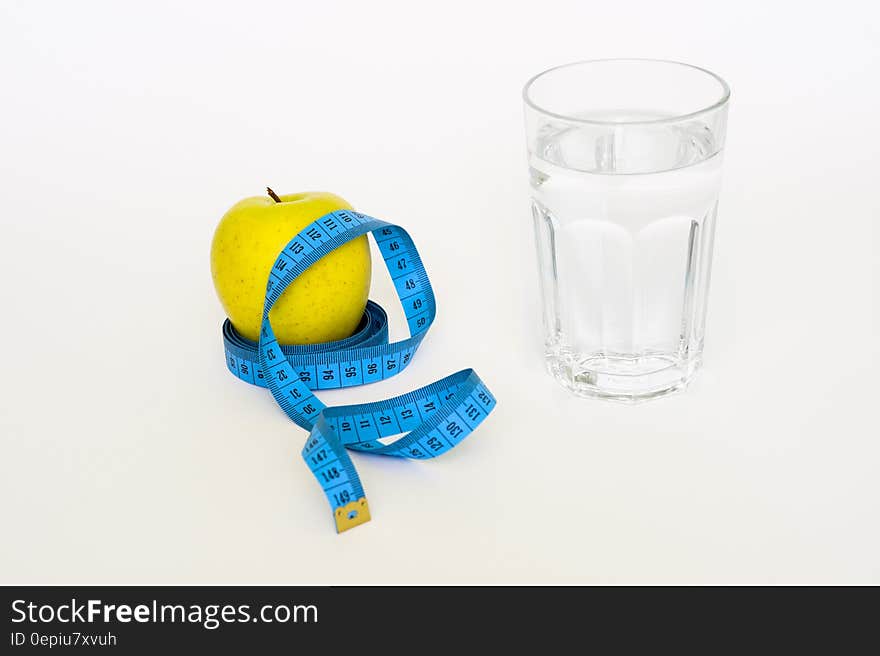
[{"left": 523, "top": 59, "right": 730, "bottom": 402}]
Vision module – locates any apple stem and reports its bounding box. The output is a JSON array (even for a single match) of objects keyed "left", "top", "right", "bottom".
[{"left": 266, "top": 187, "right": 282, "bottom": 203}]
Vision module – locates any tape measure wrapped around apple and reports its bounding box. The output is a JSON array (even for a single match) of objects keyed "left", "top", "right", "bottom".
[
  {"left": 211, "top": 189, "right": 497, "bottom": 532},
  {"left": 212, "top": 190, "right": 372, "bottom": 344}
]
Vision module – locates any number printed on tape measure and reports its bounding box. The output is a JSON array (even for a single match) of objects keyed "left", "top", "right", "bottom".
[{"left": 221, "top": 210, "right": 497, "bottom": 532}]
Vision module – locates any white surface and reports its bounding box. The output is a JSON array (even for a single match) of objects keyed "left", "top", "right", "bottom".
[{"left": 1, "top": 0, "right": 878, "bottom": 584}]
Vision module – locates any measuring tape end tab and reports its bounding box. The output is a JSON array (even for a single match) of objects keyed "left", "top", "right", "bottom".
[{"left": 335, "top": 497, "right": 371, "bottom": 533}]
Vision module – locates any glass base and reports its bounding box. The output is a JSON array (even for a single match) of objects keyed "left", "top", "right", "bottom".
[{"left": 545, "top": 348, "right": 702, "bottom": 404}]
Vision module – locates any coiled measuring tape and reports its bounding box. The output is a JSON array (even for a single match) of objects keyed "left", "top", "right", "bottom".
[{"left": 221, "top": 209, "right": 497, "bottom": 532}]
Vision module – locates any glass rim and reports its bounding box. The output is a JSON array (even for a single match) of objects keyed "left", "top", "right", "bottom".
[{"left": 522, "top": 58, "right": 731, "bottom": 126}]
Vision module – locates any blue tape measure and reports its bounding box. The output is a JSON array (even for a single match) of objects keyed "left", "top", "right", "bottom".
[{"left": 221, "top": 209, "right": 497, "bottom": 532}]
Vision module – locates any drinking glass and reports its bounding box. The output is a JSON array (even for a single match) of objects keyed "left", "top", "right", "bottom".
[{"left": 523, "top": 59, "right": 730, "bottom": 402}]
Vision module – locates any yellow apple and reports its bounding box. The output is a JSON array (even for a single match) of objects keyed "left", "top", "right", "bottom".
[{"left": 211, "top": 189, "right": 371, "bottom": 345}]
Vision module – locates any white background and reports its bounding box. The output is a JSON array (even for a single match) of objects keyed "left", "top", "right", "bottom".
[{"left": 1, "top": 0, "right": 877, "bottom": 584}]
